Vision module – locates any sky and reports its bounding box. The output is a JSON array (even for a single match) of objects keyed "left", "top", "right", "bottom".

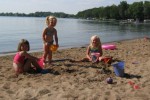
[{"left": 0, "top": 0, "right": 144, "bottom": 15}]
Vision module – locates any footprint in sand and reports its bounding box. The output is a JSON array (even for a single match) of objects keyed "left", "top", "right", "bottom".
[
  {"left": 2, "top": 82, "right": 10, "bottom": 89},
  {"left": 38, "top": 88, "right": 51, "bottom": 96}
]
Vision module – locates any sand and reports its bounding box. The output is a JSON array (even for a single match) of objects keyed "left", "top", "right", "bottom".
[{"left": 0, "top": 38, "right": 150, "bottom": 100}]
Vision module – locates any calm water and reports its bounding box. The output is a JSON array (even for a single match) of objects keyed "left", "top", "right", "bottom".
[{"left": 0, "top": 16, "right": 150, "bottom": 55}]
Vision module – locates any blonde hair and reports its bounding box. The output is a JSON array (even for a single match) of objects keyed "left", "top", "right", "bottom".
[
  {"left": 90, "top": 35, "right": 101, "bottom": 47},
  {"left": 17, "top": 39, "right": 30, "bottom": 51},
  {"left": 46, "top": 15, "right": 57, "bottom": 26}
]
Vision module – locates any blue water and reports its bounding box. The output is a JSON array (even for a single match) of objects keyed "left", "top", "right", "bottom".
[{"left": 0, "top": 16, "right": 150, "bottom": 55}]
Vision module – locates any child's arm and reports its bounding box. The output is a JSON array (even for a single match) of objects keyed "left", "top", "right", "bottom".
[
  {"left": 86, "top": 46, "right": 92, "bottom": 61},
  {"left": 54, "top": 29, "right": 59, "bottom": 46},
  {"left": 42, "top": 28, "right": 47, "bottom": 43},
  {"left": 21, "top": 51, "right": 38, "bottom": 60}
]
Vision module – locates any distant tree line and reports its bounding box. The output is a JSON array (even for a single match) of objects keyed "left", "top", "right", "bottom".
[
  {"left": 0, "top": 1, "right": 150, "bottom": 21},
  {"left": 0, "top": 11, "right": 75, "bottom": 18},
  {"left": 76, "top": 1, "right": 150, "bottom": 22}
]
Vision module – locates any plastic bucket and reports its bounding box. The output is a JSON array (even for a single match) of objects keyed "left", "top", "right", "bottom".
[
  {"left": 91, "top": 53, "right": 100, "bottom": 63},
  {"left": 37, "top": 57, "right": 44, "bottom": 69},
  {"left": 50, "top": 44, "right": 58, "bottom": 52},
  {"left": 112, "top": 61, "right": 125, "bottom": 77}
]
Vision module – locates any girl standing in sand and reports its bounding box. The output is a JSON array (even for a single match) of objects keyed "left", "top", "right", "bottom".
[
  {"left": 42, "top": 16, "right": 59, "bottom": 65},
  {"left": 84, "top": 35, "right": 103, "bottom": 63},
  {"left": 13, "top": 39, "right": 42, "bottom": 75}
]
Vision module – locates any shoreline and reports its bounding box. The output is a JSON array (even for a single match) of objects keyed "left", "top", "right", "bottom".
[
  {"left": 0, "top": 38, "right": 150, "bottom": 99},
  {"left": 0, "top": 37, "right": 146, "bottom": 57}
]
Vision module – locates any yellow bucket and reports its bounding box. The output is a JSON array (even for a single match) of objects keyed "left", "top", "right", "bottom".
[{"left": 50, "top": 44, "right": 58, "bottom": 51}]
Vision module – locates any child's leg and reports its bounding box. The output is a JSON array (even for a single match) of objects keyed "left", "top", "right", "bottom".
[
  {"left": 24, "top": 59, "right": 42, "bottom": 73},
  {"left": 23, "top": 59, "right": 33, "bottom": 72},
  {"left": 48, "top": 51, "right": 52, "bottom": 64},
  {"left": 13, "top": 63, "right": 23, "bottom": 75},
  {"left": 43, "top": 44, "right": 49, "bottom": 64},
  {"left": 30, "top": 59, "right": 42, "bottom": 72}
]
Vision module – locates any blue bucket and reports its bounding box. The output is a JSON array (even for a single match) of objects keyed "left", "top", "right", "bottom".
[{"left": 112, "top": 61, "right": 125, "bottom": 77}]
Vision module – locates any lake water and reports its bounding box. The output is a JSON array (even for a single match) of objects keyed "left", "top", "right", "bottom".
[{"left": 0, "top": 16, "right": 150, "bottom": 55}]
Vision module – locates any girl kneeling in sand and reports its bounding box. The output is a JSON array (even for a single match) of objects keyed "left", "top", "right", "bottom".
[
  {"left": 13, "top": 39, "right": 42, "bottom": 75},
  {"left": 81, "top": 35, "right": 104, "bottom": 63}
]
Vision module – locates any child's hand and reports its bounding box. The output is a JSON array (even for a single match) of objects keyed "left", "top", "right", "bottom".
[
  {"left": 89, "top": 58, "right": 92, "bottom": 61},
  {"left": 45, "top": 42, "right": 48, "bottom": 46}
]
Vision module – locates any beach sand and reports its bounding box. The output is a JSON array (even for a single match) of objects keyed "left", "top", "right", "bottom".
[{"left": 0, "top": 38, "right": 150, "bottom": 100}]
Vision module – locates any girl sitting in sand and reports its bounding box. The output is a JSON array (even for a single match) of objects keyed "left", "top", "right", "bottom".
[
  {"left": 13, "top": 39, "right": 42, "bottom": 75},
  {"left": 82, "top": 35, "right": 103, "bottom": 63},
  {"left": 42, "top": 16, "right": 59, "bottom": 65}
]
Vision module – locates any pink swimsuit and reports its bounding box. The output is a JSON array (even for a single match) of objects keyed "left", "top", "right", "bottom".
[{"left": 13, "top": 52, "right": 25, "bottom": 64}]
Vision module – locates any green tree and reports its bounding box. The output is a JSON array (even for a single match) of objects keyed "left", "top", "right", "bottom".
[
  {"left": 91, "top": 8, "right": 100, "bottom": 18},
  {"left": 109, "top": 5, "right": 120, "bottom": 19},
  {"left": 98, "top": 7, "right": 105, "bottom": 19},
  {"left": 144, "top": 1, "right": 150, "bottom": 19},
  {"left": 103, "top": 6, "right": 110, "bottom": 19},
  {"left": 118, "top": 1, "right": 129, "bottom": 19},
  {"left": 129, "top": 2, "right": 144, "bottom": 21}
]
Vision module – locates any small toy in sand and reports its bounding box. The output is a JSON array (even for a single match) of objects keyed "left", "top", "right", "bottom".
[
  {"left": 50, "top": 44, "right": 58, "bottom": 52},
  {"left": 128, "top": 81, "right": 140, "bottom": 90},
  {"left": 112, "top": 61, "right": 125, "bottom": 77},
  {"left": 102, "top": 56, "right": 112, "bottom": 64},
  {"left": 106, "top": 77, "right": 113, "bottom": 84},
  {"left": 133, "top": 85, "right": 140, "bottom": 89},
  {"left": 132, "top": 61, "right": 139, "bottom": 64},
  {"left": 91, "top": 53, "right": 100, "bottom": 63},
  {"left": 91, "top": 55, "right": 97, "bottom": 62},
  {"left": 37, "top": 57, "right": 44, "bottom": 68}
]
